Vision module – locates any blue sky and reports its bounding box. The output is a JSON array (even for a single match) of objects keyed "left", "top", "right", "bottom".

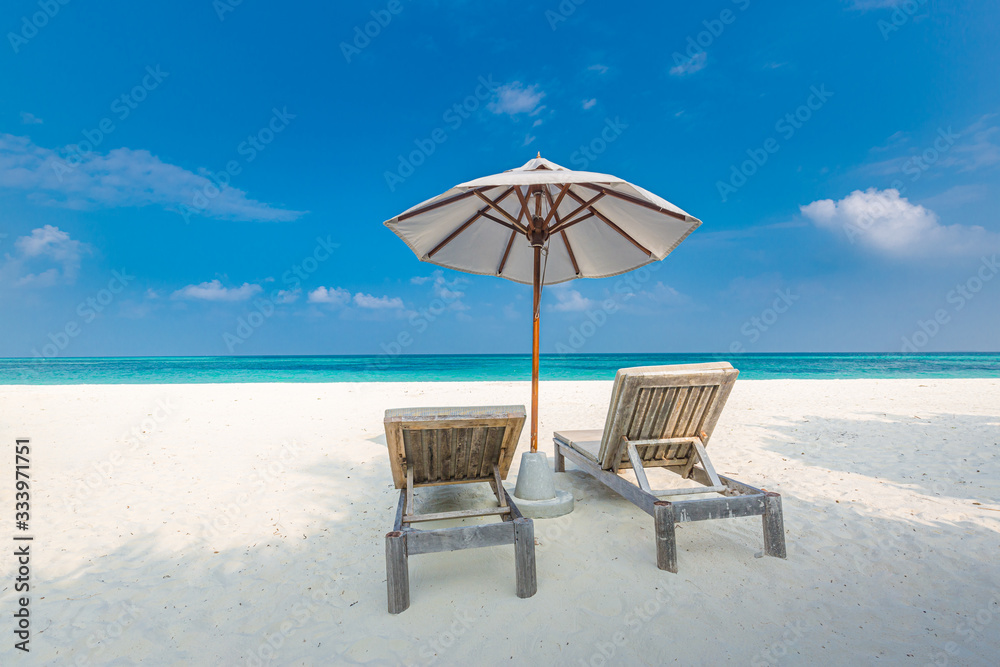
[{"left": 1, "top": 0, "right": 998, "bottom": 358}]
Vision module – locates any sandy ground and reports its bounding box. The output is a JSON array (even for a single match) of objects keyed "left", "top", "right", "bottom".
[{"left": 0, "top": 379, "right": 999, "bottom": 666}]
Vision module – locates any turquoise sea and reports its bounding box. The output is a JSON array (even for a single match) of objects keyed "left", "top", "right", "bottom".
[{"left": 0, "top": 353, "right": 997, "bottom": 384}]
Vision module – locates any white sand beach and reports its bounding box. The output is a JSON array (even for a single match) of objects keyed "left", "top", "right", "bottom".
[{"left": 2, "top": 379, "right": 999, "bottom": 666}]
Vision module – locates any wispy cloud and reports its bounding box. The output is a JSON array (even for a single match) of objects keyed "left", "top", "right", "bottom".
[
  {"left": 307, "top": 286, "right": 352, "bottom": 305},
  {"left": 353, "top": 293, "right": 404, "bottom": 309},
  {"left": 488, "top": 82, "right": 546, "bottom": 117},
  {"left": 171, "top": 280, "right": 263, "bottom": 301},
  {"left": 0, "top": 133, "right": 305, "bottom": 222},
  {"left": 847, "top": 0, "right": 909, "bottom": 10},
  {"left": 669, "top": 52, "right": 707, "bottom": 77},
  {"left": 550, "top": 288, "right": 594, "bottom": 312},
  {"left": 582, "top": 98, "right": 597, "bottom": 110},
  {"left": 857, "top": 117, "right": 1000, "bottom": 179},
  {"left": 20, "top": 112, "right": 43, "bottom": 125},
  {"left": 588, "top": 64, "right": 609, "bottom": 75},
  {"left": 801, "top": 188, "right": 1000, "bottom": 258},
  {"left": 2, "top": 225, "right": 90, "bottom": 287}
]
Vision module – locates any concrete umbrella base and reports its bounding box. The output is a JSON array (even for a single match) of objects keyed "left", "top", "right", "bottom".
[{"left": 511, "top": 451, "right": 574, "bottom": 519}]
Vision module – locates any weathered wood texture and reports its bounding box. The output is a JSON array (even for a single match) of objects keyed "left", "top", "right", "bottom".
[
  {"left": 551, "top": 363, "right": 788, "bottom": 572},
  {"left": 406, "top": 521, "right": 515, "bottom": 555},
  {"left": 513, "top": 518, "right": 537, "bottom": 598},
  {"left": 384, "top": 406, "right": 525, "bottom": 489},
  {"left": 654, "top": 502, "right": 678, "bottom": 573},
  {"left": 383, "top": 406, "right": 537, "bottom": 612},
  {"left": 597, "top": 363, "right": 739, "bottom": 471},
  {"left": 385, "top": 531, "right": 409, "bottom": 614},
  {"left": 762, "top": 491, "right": 787, "bottom": 559}
]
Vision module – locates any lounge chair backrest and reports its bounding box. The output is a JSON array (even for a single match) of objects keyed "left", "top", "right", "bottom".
[
  {"left": 384, "top": 406, "right": 525, "bottom": 489},
  {"left": 597, "top": 363, "right": 739, "bottom": 470}
]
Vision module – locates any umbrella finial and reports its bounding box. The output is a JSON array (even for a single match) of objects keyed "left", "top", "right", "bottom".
[{"left": 536, "top": 151, "right": 541, "bottom": 159}]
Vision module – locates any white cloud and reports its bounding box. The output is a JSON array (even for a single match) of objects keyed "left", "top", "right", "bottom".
[
  {"left": 307, "top": 286, "right": 352, "bottom": 305},
  {"left": 550, "top": 288, "right": 594, "bottom": 312},
  {"left": 144, "top": 288, "right": 161, "bottom": 299},
  {"left": 582, "top": 98, "right": 597, "bottom": 110},
  {"left": 20, "top": 112, "right": 43, "bottom": 125},
  {"left": 353, "top": 293, "right": 405, "bottom": 309},
  {"left": 4, "top": 225, "right": 89, "bottom": 286},
  {"left": 171, "top": 280, "right": 263, "bottom": 301},
  {"left": 848, "top": 0, "right": 909, "bottom": 9},
  {"left": 522, "top": 134, "right": 536, "bottom": 147},
  {"left": 588, "top": 64, "right": 609, "bottom": 75},
  {"left": 801, "top": 188, "right": 1000, "bottom": 257},
  {"left": 646, "top": 282, "right": 689, "bottom": 306},
  {"left": 488, "top": 83, "right": 546, "bottom": 117},
  {"left": 274, "top": 288, "right": 300, "bottom": 304},
  {"left": 669, "top": 52, "right": 707, "bottom": 77},
  {"left": 0, "top": 133, "right": 306, "bottom": 222}
]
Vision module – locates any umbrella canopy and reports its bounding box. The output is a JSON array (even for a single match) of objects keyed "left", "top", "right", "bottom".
[{"left": 384, "top": 155, "right": 702, "bottom": 451}]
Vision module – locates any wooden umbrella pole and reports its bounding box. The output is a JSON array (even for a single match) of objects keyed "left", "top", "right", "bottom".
[{"left": 530, "top": 243, "right": 541, "bottom": 453}]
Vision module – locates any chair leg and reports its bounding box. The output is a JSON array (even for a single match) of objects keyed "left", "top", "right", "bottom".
[
  {"left": 385, "top": 531, "right": 410, "bottom": 613},
  {"left": 553, "top": 441, "right": 565, "bottom": 472},
  {"left": 513, "top": 518, "right": 537, "bottom": 598},
  {"left": 654, "top": 501, "right": 678, "bottom": 573},
  {"left": 762, "top": 492, "right": 787, "bottom": 559}
]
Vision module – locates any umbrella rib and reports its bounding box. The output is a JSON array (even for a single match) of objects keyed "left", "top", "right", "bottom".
[
  {"left": 549, "top": 211, "right": 595, "bottom": 235},
  {"left": 426, "top": 187, "right": 518, "bottom": 258},
  {"left": 541, "top": 184, "right": 571, "bottom": 227},
  {"left": 542, "top": 186, "right": 581, "bottom": 278},
  {"left": 426, "top": 208, "right": 487, "bottom": 258},
  {"left": 397, "top": 188, "right": 483, "bottom": 222},
  {"left": 565, "top": 189, "right": 652, "bottom": 257},
  {"left": 549, "top": 192, "right": 604, "bottom": 234},
  {"left": 560, "top": 231, "right": 581, "bottom": 277},
  {"left": 474, "top": 189, "right": 527, "bottom": 233},
  {"left": 480, "top": 210, "right": 520, "bottom": 232},
  {"left": 497, "top": 229, "right": 517, "bottom": 276},
  {"left": 576, "top": 183, "right": 690, "bottom": 221}
]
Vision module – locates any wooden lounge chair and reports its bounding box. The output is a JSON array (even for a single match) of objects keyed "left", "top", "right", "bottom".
[
  {"left": 553, "top": 362, "right": 786, "bottom": 572},
  {"left": 383, "top": 405, "right": 537, "bottom": 614}
]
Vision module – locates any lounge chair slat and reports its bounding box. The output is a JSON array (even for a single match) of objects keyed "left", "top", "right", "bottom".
[
  {"left": 382, "top": 405, "right": 534, "bottom": 612},
  {"left": 553, "top": 362, "right": 787, "bottom": 572}
]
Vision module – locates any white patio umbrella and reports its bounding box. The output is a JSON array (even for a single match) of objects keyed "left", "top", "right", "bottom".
[{"left": 384, "top": 154, "right": 701, "bottom": 454}]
